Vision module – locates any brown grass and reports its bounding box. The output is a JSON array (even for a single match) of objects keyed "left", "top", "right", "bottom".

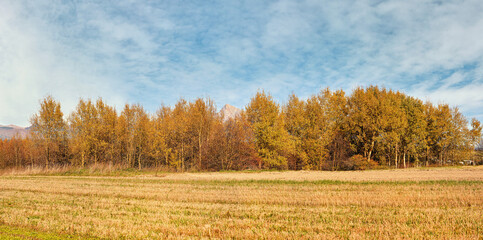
[
  {"left": 0, "top": 163, "right": 163, "bottom": 176},
  {"left": 0, "top": 167, "right": 482, "bottom": 239},
  {"left": 161, "top": 166, "right": 483, "bottom": 182}
]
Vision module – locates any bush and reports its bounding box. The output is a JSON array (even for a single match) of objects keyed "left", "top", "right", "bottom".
[{"left": 340, "top": 155, "right": 378, "bottom": 170}]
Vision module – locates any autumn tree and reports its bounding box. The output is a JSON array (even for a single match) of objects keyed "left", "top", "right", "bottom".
[
  {"left": 326, "top": 89, "right": 351, "bottom": 170},
  {"left": 118, "top": 104, "right": 150, "bottom": 169},
  {"left": 69, "top": 99, "right": 97, "bottom": 167},
  {"left": 283, "top": 94, "right": 308, "bottom": 169},
  {"left": 427, "top": 104, "right": 453, "bottom": 165},
  {"left": 246, "top": 91, "right": 292, "bottom": 169},
  {"left": 10, "top": 134, "right": 26, "bottom": 168},
  {"left": 469, "top": 118, "right": 482, "bottom": 149},
  {"left": 375, "top": 90, "right": 407, "bottom": 168},
  {"left": 69, "top": 98, "right": 118, "bottom": 167},
  {"left": 30, "top": 96, "right": 67, "bottom": 169},
  {"left": 95, "top": 99, "right": 118, "bottom": 165},
  {"left": 151, "top": 105, "right": 171, "bottom": 168},
  {"left": 400, "top": 96, "right": 427, "bottom": 167},
  {"left": 202, "top": 112, "right": 257, "bottom": 170},
  {"left": 0, "top": 139, "right": 5, "bottom": 168},
  {"left": 302, "top": 89, "right": 336, "bottom": 170},
  {"left": 187, "top": 98, "right": 218, "bottom": 170},
  {"left": 347, "top": 86, "right": 383, "bottom": 162},
  {"left": 447, "top": 107, "right": 469, "bottom": 162},
  {"left": 166, "top": 99, "right": 190, "bottom": 171},
  {"left": 222, "top": 114, "right": 257, "bottom": 170}
]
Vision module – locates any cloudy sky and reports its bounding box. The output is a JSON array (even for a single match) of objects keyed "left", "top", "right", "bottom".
[{"left": 1, "top": 0, "right": 482, "bottom": 126}]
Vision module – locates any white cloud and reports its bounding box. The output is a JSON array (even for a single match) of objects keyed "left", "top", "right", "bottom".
[
  {"left": 0, "top": 0, "right": 172, "bottom": 126},
  {"left": 0, "top": 0, "right": 482, "bottom": 126}
]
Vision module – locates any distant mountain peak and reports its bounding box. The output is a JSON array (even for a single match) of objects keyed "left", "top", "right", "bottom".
[
  {"left": 220, "top": 104, "right": 241, "bottom": 121},
  {"left": 7, "top": 124, "right": 24, "bottom": 129},
  {"left": 0, "top": 124, "right": 30, "bottom": 139}
]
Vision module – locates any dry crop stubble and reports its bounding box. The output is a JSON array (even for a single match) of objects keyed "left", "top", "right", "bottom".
[{"left": 0, "top": 167, "right": 482, "bottom": 239}]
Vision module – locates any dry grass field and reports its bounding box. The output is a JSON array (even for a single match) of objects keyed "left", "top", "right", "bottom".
[{"left": 0, "top": 167, "right": 482, "bottom": 239}]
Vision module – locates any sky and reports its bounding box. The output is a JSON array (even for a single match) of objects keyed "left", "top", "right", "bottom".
[{"left": 1, "top": 0, "right": 482, "bottom": 127}]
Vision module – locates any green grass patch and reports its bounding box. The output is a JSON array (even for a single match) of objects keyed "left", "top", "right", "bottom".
[
  {"left": 0, "top": 224, "right": 97, "bottom": 240},
  {"left": 162, "top": 179, "right": 483, "bottom": 187},
  {"left": 4, "top": 175, "right": 481, "bottom": 187}
]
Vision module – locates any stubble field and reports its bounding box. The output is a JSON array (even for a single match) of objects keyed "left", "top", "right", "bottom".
[{"left": 0, "top": 167, "right": 482, "bottom": 239}]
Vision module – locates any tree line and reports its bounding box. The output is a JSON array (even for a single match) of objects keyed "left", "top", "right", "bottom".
[{"left": 1, "top": 86, "right": 481, "bottom": 171}]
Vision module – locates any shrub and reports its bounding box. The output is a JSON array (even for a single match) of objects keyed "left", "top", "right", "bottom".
[{"left": 340, "top": 155, "right": 378, "bottom": 170}]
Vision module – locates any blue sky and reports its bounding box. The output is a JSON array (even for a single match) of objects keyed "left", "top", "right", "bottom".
[{"left": 1, "top": 0, "right": 482, "bottom": 126}]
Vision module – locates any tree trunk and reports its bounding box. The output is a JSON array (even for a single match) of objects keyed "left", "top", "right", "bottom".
[
  {"left": 332, "top": 142, "right": 337, "bottom": 171},
  {"left": 15, "top": 146, "right": 19, "bottom": 168},
  {"left": 439, "top": 151, "right": 443, "bottom": 166},
  {"left": 426, "top": 147, "right": 429, "bottom": 167},
  {"left": 165, "top": 151, "right": 169, "bottom": 166},
  {"left": 332, "top": 151, "right": 336, "bottom": 171},
  {"left": 367, "top": 140, "right": 375, "bottom": 161},
  {"left": 30, "top": 150, "right": 34, "bottom": 168},
  {"left": 403, "top": 151, "right": 406, "bottom": 168},
  {"left": 138, "top": 152, "right": 142, "bottom": 170},
  {"left": 181, "top": 144, "right": 185, "bottom": 171},
  {"left": 46, "top": 144, "right": 50, "bottom": 170},
  {"left": 198, "top": 132, "right": 202, "bottom": 170}
]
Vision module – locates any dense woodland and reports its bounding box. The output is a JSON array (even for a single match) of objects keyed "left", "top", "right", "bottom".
[{"left": 1, "top": 86, "right": 482, "bottom": 171}]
